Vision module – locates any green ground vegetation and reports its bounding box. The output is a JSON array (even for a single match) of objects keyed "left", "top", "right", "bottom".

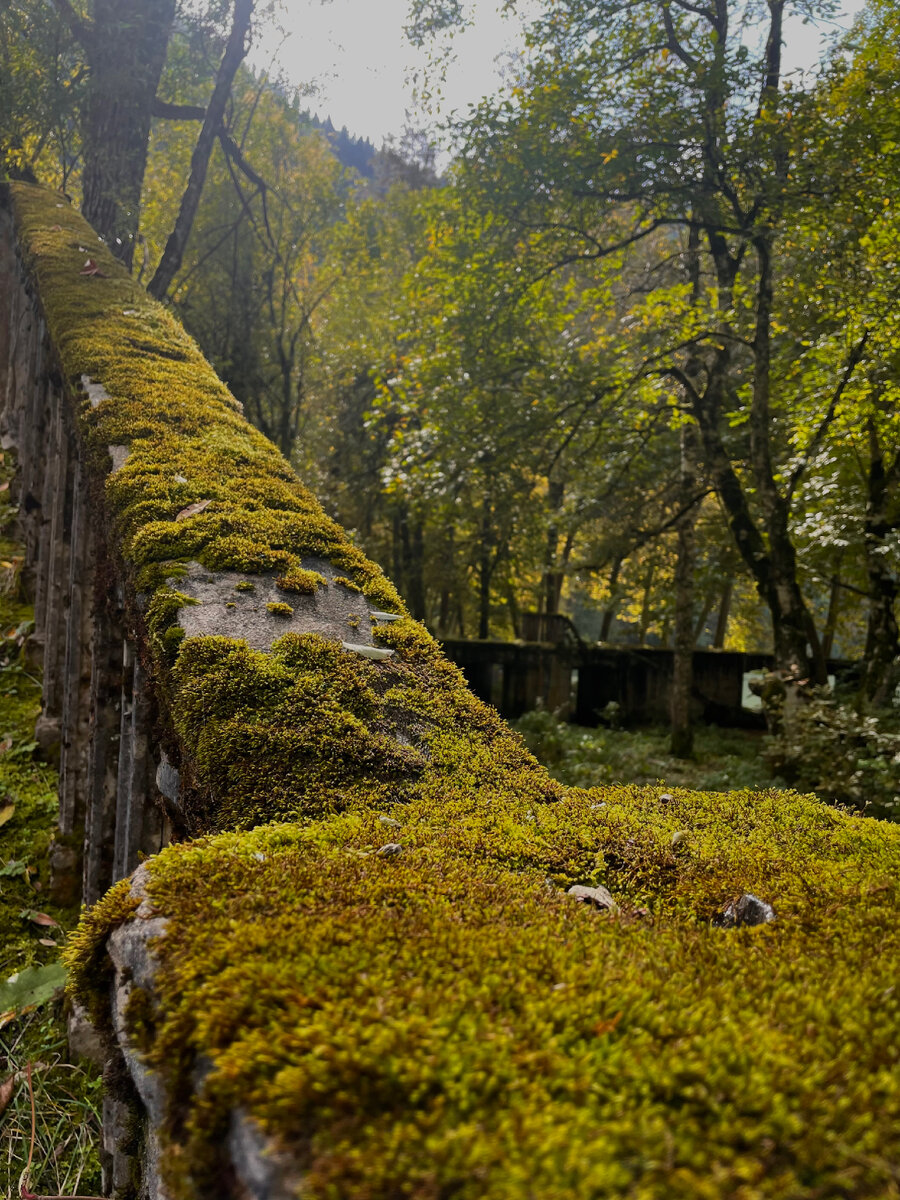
[
  {"left": 0, "top": 453, "right": 102, "bottom": 1198},
  {"left": 515, "top": 709, "right": 775, "bottom": 794},
  {"left": 515, "top": 704, "right": 900, "bottom": 821}
]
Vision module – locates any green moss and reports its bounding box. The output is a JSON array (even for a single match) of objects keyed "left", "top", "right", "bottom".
[
  {"left": 234, "top": 581, "right": 255, "bottom": 593},
  {"left": 62, "top": 878, "right": 141, "bottom": 1032},
  {"left": 12, "top": 182, "right": 900, "bottom": 1199},
  {"left": 67, "top": 793, "right": 900, "bottom": 1200},
  {"left": 265, "top": 601, "right": 294, "bottom": 616}
]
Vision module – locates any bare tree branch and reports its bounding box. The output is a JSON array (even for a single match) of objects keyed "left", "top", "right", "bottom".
[{"left": 152, "top": 98, "right": 207, "bottom": 121}]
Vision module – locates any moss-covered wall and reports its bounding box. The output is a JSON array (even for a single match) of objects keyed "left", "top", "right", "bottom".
[{"left": 5, "top": 182, "right": 900, "bottom": 1200}]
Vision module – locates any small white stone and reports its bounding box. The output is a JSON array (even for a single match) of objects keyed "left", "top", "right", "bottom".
[{"left": 342, "top": 642, "right": 394, "bottom": 661}]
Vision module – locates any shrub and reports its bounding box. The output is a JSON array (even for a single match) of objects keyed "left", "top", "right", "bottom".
[{"left": 764, "top": 689, "right": 900, "bottom": 820}]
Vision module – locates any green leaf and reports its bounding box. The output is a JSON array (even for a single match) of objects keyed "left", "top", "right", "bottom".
[{"left": 0, "top": 962, "right": 67, "bottom": 1015}]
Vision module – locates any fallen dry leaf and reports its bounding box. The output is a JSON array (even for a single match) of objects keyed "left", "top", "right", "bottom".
[
  {"left": 22, "top": 911, "right": 59, "bottom": 928},
  {"left": 0, "top": 481, "right": 9, "bottom": 492},
  {"left": 38, "top": 939, "right": 57, "bottom": 948},
  {"left": 0, "top": 804, "right": 15, "bottom": 827},
  {"left": 0, "top": 737, "right": 12, "bottom": 754},
  {"left": 175, "top": 498, "right": 212, "bottom": 521},
  {"left": 50, "top": 223, "right": 63, "bottom": 232},
  {"left": 80, "top": 258, "right": 106, "bottom": 277},
  {"left": 0, "top": 1074, "right": 15, "bottom": 1117}
]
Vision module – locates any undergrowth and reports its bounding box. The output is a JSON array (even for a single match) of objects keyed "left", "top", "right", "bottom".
[
  {"left": 0, "top": 454, "right": 102, "bottom": 1198},
  {"left": 515, "top": 707, "right": 775, "bottom": 793}
]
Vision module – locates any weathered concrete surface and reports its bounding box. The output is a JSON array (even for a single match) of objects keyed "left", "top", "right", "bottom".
[
  {"left": 101, "top": 866, "right": 304, "bottom": 1200},
  {"left": 174, "top": 557, "right": 387, "bottom": 651}
]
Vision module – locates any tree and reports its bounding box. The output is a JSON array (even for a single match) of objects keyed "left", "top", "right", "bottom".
[
  {"left": 52, "top": 0, "right": 178, "bottom": 263},
  {"left": 148, "top": 0, "right": 255, "bottom": 298},
  {"left": 412, "top": 0, "right": 876, "bottom": 684}
]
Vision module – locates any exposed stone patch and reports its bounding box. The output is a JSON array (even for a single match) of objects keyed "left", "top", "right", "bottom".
[
  {"left": 80, "top": 374, "right": 110, "bottom": 409},
  {"left": 174, "top": 557, "right": 381, "bottom": 652},
  {"left": 567, "top": 883, "right": 618, "bottom": 912},
  {"left": 228, "top": 1110, "right": 306, "bottom": 1200},
  {"left": 108, "top": 444, "right": 129, "bottom": 473}
]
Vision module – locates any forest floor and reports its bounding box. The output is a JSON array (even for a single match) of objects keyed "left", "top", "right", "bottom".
[
  {"left": 514, "top": 708, "right": 777, "bottom": 794},
  {"left": 0, "top": 461, "right": 102, "bottom": 1199}
]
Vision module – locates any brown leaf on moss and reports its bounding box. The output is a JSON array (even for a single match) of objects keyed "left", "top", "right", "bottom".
[
  {"left": 0, "top": 803, "right": 14, "bottom": 826},
  {"left": 79, "top": 258, "right": 106, "bottom": 276},
  {"left": 21, "top": 910, "right": 59, "bottom": 927},
  {"left": 175, "top": 499, "right": 212, "bottom": 522}
]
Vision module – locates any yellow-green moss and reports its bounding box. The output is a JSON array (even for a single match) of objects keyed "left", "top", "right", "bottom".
[
  {"left": 333, "top": 575, "right": 362, "bottom": 593},
  {"left": 63, "top": 878, "right": 141, "bottom": 1029},
  {"left": 265, "top": 601, "right": 294, "bottom": 616},
  {"left": 275, "top": 565, "right": 327, "bottom": 594},
  {"left": 67, "top": 790, "right": 900, "bottom": 1200}
]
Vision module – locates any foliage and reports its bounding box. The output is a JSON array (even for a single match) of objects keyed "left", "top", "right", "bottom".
[
  {"left": 764, "top": 690, "right": 900, "bottom": 821},
  {"left": 0, "top": 0, "right": 84, "bottom": 187}
]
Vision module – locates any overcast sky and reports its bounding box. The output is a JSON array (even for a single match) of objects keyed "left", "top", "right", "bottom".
[{"left": 252, "top": 0, "right": 867, "bottom": 148}]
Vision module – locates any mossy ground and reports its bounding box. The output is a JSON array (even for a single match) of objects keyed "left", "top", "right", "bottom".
[
  {"left": 8, "top": 182, "right": 900, "bottom": 1199},
  {"left": 0, "top": 457, "right": 101, "bottom": 1198}
]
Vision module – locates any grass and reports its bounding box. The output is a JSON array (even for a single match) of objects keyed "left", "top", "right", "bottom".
[
  {"left": 514, "top": 707, "right": 778, "bottom": 793},
  {"left": 0, "top": 456, "right": 102, "bottom": 1199}
]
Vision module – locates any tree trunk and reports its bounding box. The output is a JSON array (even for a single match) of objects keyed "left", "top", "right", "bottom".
[
  {"left": 863, "top": 419, "right": 900, "bottom": 703},
  {"left": 478, "top": 499, "right": 494, "bottom": 640},
  {"left": 692, "top": 389, "right": 825, "bottom": 683},
  {"left": 821, "top": 566, "right": 842, "bottom": 663},
  {"left": 713, "top": 579, "right": 732, "bottom": 649},
  {"left": 148, "top": 0, "right": 254, "bottom": 300},
  {"left": 638, "top": 563, "right": 655, "bottom": 644},
  {"left": 670, "top": 423, "right": 698, "bottom": 758},
  {"left": 599, "top": 556, "right": 623, "bottom": 642},
  {"left": 401, "top": 514, "right": 426, "bottom": 622},
  {"left": 80, "top": 0, "right": 176, "bottom": 266}
]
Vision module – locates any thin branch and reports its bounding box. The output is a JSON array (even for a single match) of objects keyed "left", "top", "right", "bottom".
[
  {"left": 660, "top": 2, "right": 700, "bottom": 72},
  {"left": 152, "top": 98, "right": 207, "bottom": 121},
  {"left": 787, "top": 330, "right": 870, "bottom": 502}
]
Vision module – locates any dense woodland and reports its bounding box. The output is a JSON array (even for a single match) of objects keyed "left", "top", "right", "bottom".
[{"left": 3, "top": 0, "right": 900, "bottom": 781}]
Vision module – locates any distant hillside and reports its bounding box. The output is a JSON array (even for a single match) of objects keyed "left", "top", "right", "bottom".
[{"left": 303, "top": 112, "right": 377, "bottom": 177}]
